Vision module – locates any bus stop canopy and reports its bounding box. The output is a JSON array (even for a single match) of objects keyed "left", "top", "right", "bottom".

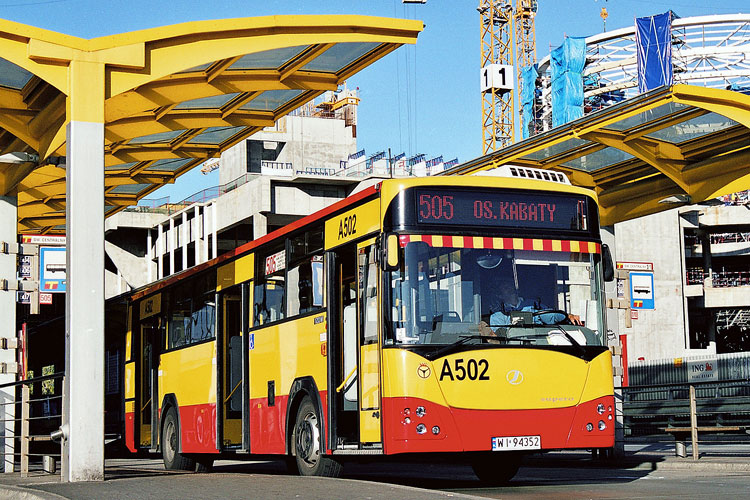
[
  {"left": 448, "top": 85, "right": 750, "bottom": 226},
  {"left": 0, "top": 15, "right": 423, "bottom": 234}
]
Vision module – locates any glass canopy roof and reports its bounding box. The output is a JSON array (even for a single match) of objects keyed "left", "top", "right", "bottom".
[
  {"left": 449, "top": 85, "right": 750, "bottom": 225},
  {"left": 0, "top": 15, "right": 423, "bottom": 234}
]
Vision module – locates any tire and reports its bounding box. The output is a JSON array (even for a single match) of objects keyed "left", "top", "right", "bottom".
[
  {"left": 291, "top": 396, "right": 342, "bottom": 477},
  {"left": 471, "top": 452, "right": 522, "bottom": 485},
  {"left": 161, "top": 407, "right": 196, "bottom": 471}
]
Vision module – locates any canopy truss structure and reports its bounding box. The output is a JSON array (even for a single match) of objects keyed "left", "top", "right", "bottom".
[
  {"left": 447, "top": 84, "right": 750, "bottom": 226},
  {"left": 0, "top": 15, "right": 423, "bottom": 234}
]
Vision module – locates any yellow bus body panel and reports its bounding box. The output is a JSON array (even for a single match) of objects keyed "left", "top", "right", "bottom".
[
  {"left": 359, "top": 343, "right": 381, "bottom": 442},
  {"left": 124, "top": 362, "right": 135, "bottom": 400},
  {"left": 250, "top": 312, "right": 328, "bottom": 400},
  {"left": 159, "top": 341, "right": 217, "bottom": 407},
  {"left": 217, "top": 253, "right": 254, "bottom": 291},
  {"left": 382, "top": 348, "right": 612, "bottom": 410},
  {"left": 324, "top": 199, "right": 381, "bottom": 250}
]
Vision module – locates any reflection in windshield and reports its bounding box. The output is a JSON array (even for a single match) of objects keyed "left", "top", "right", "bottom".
[{"left": 386, "top": 240, "right": 604, "bottom": 347}]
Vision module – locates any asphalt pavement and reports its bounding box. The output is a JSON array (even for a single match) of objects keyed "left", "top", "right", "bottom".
[{"left": 2, "top": 440, "right": 750, "bottom": 499}]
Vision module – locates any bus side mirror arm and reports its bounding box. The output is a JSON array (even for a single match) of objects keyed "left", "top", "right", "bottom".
[
  {"left": 602, "top": 244, "right": 615, "bottom": 282},
  {"left": 384, "top": 234, "right": 400, "bottom": 270}
]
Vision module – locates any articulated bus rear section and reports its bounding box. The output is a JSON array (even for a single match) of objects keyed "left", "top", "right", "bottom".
[{"left": 112, "top": 175, "right": 615, "bottom": 484}]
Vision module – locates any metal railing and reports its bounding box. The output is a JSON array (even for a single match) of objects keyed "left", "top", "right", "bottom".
[
  {"left": 685, "top": 268, "right": 750, "bottom": 287},
  {"left": 0, "top": 373, "right": 64, "bottom": 478},
  {"left": 623, "top": 378, "right": 750, "bottom": 436}
]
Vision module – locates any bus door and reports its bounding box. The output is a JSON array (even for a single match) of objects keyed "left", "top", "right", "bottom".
[
  {"left": 328, "top": 243, "right": 359, "bottom": 447},
  {"left": 328, "top": 239, "right": 382, "bottom": 448},
  {"left": 218, "top": 285, "right": 247, "bottom": 449},
  {"left": 138, "top": 318, "right": 160, "bottom": 450},
  {"left": 357, "top": 240, "right": 381, "bottom": 444}
]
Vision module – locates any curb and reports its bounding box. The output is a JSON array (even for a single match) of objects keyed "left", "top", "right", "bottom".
[
  {"left": 0, "top": 485, "right": 68, "bottom": 500},
  {"left": 523, "top": 456, "right": 750, "bottom": 472}
]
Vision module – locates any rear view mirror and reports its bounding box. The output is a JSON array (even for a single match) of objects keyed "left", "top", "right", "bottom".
[
  {"left": 602, "top": 244, "right": 614, "bottom": 282},
  {"left": 386, "top": 234, "right": 400, "bottom": 269}
]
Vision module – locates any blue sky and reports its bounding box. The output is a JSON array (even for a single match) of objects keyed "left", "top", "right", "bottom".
[{"left": 3, "top": 0, "right": 748, "bottom": 201}]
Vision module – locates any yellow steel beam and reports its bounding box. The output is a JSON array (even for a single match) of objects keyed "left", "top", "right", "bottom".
[
  {"left": 104, "top": 109, "right": 274, "bottom": 143},
  {"left": 581, "top": 128, "right": 690, "bottom": 193},
  {"left": 0, "top": 160, "right": 37, "bottom": 196},
  {"left": 672, "top": 84, "right": 750, "bottom": 129},
  {"left": 105, "top": 72, "right": 334, "bottom": 123},
  {"left": 279, "top": 44, "right": 334, "bottom": 81}
]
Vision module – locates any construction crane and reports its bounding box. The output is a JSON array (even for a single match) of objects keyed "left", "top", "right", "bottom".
[
  {"left": 479, "top": 0, "right": 537, "bottom": 153},
  {"left": 515, "top": 0, "right": 538, "bottom": 139}
]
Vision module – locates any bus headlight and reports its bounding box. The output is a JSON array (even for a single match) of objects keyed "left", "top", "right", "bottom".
[
  {"left": 416, "top": 406, "right": 426, "bottom": 417},
  {"left": 416, "top": 423, "right": 427, "bottom": 434},
  {"left": 598, "top": 420, "right": 607, "bottom": 431},
  {"left": 432, "top": 426, "right": 440, "bottom": 435},
  {"left": 597, "top": 403, "right": 605, "bottom": 415},
  {"left": 586, "top": 423, "right": 594, "bottom": 432}
]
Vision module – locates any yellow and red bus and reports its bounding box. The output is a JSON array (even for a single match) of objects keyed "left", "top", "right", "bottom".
[{"left": 112, "top": 170, "right": 615, "bottom": 482}]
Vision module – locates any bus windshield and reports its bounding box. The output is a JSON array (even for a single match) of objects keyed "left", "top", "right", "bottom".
[{"left": 386, "top": 237, "right": 605, "bottom": 348}]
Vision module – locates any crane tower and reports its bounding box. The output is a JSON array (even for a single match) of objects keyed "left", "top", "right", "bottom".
[
  {"left": 515, "top": 0, "right": 538, "bottom": 138},
  {"left": 479, "top": 1, "right": 515, "bottom": 154},
  {"left": 479, "top": 0, "right": 537, "bottom": 153}
]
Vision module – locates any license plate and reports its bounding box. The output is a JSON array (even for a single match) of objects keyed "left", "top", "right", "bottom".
[{"left": 491, "top": 435, "right": 541, "bottom": 451}]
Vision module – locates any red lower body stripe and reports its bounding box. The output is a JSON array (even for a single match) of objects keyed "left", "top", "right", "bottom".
[{"left": 382, "top": 395, "right": 615, "bottom": 454}]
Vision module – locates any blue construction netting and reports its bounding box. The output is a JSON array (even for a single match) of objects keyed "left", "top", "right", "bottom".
[
  {"left": 520, "top": 64, "right": 538, "bottom": 139},
  {"left": 550, "top": 37, "right": 586, "bottom": 128},
  {"left": 636, "top": 11, "right": 674, "bottom": 93}
]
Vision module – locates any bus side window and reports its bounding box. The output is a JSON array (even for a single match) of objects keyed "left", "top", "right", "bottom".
[{"left": 254, "top": 245, "right": 286, "bottom": 326}]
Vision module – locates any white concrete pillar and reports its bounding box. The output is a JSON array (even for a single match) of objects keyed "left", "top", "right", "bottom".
[
  {"left": 211, "top": 202, "right": 217, "bottom": 259},
  {"left": 0, "top": 196, "right": 17, "bottom": 473},
  {"left": 253, "top": 213, "right": 267, "bottom": 239},
  {"left": 194, "top": 206, "right": 201, "bottom": 265},
  {"left": 202, "top": 206, "right": 209, "bottom": 262},
  {"left": 146, "top": 229, "right": 153, "bottom": 283},
  {"left": 181, "top": 211, "right": 188, "bottom": 270},
  {"left": 602, "top": 225, "right": 624, "bottom": 459},
  {"left": 168, "top": 218, "right": 175, "bottom": 276},
  {"left": 64, "top": 120, "right": 105, "bottom": 481},
  {"left": 157, "top": 223, "right": 164, "bottom": 280}
]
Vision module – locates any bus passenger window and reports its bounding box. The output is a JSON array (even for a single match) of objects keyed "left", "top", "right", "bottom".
[
  {"left": 255, "top": 246, "right": 287, "bottom": 326},
  {"left": 287, "top": 255, "right": 323, "bottom": 316}
]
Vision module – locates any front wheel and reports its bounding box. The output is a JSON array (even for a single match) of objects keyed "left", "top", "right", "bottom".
[
  {"left": 161, "top": 408, "right": 196, "bottom": 471},
  {"left": 471, "top": 452, "right": 522, "bottom": 485},
  {"left": 291, "top": 396, "right": 342, "bottom": 477}
]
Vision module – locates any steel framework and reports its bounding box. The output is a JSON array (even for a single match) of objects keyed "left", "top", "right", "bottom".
[
  {"left": 532, "top": 14, "right": 750, "bottom": 134},
  {"left": 514, "top": 0, "right": 537, "bottom": 139},
  {"left": 479, "top": 0, "right": 515, "bottom": 153}
]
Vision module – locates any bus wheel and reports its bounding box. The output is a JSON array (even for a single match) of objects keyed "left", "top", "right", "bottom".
[
  {"left": 292, "top": 397, "right": 342, "bottom": 477},
  {"left": 471, "top": 452, "right": 522, "bottom": 485},
  {"left": 161, "top": 408, "right": 196, "bottom": 471}
]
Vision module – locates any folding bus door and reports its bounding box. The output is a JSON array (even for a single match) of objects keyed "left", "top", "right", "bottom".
[
  {"left": 357, "top": 239, "right": 381, "bottom": 445},
  {"left": 218, "top": 284, "right": 249, "bottom": 450},
  {"left": 138, "top": 318, "right": 160, "bottom": 450}
]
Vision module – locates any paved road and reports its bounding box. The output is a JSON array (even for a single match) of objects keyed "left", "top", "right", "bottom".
[{"left": 4, "top": 441, "right": 750, "bottom": 499}]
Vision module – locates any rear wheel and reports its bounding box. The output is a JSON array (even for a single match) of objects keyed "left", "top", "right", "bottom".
[
  {"left": 471, "top": 452, "right": 522, "bottom": 485},
  {"left": 161, "top": 408, "right": 196, "bottom": 471},
  {"left": 292, "top": 396, "right": 342, "bottom": 477}
]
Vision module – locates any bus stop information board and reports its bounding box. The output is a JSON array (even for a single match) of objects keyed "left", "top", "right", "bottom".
[{"left": 629, "top": 272, "right": 654, "bottom": 309}]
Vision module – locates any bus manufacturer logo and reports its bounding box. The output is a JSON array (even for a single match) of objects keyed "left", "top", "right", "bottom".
[
  {"left": 417, "top": 363, "right": 431, "bottom": 379},
  {"left": 506, "top": 369, "right": 524, "bottom": 385}
]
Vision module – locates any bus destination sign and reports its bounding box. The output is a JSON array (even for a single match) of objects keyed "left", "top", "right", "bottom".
[{"left": 416, "top": 189, "right": 588, "bottom": 231}]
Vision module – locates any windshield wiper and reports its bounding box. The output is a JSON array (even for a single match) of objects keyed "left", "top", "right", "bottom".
[{"left": 429, "top": 335, "right": 492, "bottom": 359}]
